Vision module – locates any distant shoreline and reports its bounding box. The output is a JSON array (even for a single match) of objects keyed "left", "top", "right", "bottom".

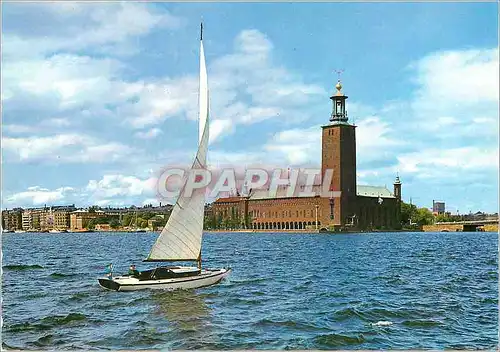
[{"left": 4, "top": 229, "right": 497, "bottom": 235}]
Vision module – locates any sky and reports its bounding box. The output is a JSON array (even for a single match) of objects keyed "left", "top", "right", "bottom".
[{"left": 2, "top": 2, "right": 499, "bottom": 213}]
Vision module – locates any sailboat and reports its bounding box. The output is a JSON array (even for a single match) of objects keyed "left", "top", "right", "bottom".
[{"left": 98, "top": 24, "right": 231, "bottom": 292}]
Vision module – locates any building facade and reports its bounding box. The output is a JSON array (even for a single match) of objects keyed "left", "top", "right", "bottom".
[
  {"left": 70, "top": 210, "right": 106, "bottom": 230},
  {"left": 1, "top": 208, "right": 23, "bottom": 231},
  {"left": 22, "top": 208, "right": 45, "bottom": 231},
  {"left": 432, "top": 200, "right": 445, "bottom": 215},
  {"left": 40, "top": 205, "right": 76, "bottom": 231},
  {"left": 212, "top": 80, "right": 402, "bottom": 231}
]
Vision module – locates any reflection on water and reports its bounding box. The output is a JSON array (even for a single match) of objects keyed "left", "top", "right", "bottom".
[{"left": 150, "top": 289, "right": 217, "bottom": 348}]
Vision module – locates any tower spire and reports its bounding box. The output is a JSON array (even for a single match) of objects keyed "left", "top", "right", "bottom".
[{"left": 329, "top": 71, "right": 348, "bottom": 124}]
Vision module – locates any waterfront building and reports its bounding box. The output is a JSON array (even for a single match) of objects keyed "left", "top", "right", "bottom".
[
  {"left": 22, "top": 208, "right": 45, "bottom": 231},
  {"left": 39, "top": 205, "right": 76, "bottom": 231},
  {"left": 212, "top": 80, "right": 402, "bottom": 231},
  {"left": 95, "top": 223, "right": 112, "bottom": 231},
  {"left": 432, "top": 200, "right": 445, "bottom": 215},
  {"left": 70, "top": 209, "right": 106, "bottom": 230},
  {"left": 1, "top": 208, "right": 23, "bottom": 231}
]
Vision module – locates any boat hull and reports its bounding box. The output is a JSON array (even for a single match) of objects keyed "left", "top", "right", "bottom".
[{"left": 98, "top": 268, "right": 231, "bottom": 292}]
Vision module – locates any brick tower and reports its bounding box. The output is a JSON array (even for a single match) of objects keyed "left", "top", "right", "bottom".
[{"left": 321, "top": 80, "right": 357, "bottom": 227}]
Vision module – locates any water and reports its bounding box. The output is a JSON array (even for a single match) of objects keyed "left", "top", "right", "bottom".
[{"left": 2, "top": 231, "right": 498, "bottom": 350}]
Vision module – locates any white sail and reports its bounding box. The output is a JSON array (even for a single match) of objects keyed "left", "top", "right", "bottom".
[{"left": 146, "top": 36, "right": 209, "bottom": 262}]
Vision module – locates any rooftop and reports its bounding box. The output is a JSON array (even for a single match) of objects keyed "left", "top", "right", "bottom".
[
  {"left": 214, "top": 184, "right": 395, "bottom": 202},
  {"left": 356, "top": 185, "right": 395, "bottom": 198}
]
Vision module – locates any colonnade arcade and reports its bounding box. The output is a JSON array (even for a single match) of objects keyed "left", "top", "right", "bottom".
[{"left": 251, "top": 221, "right": 321, "bottom": 230}]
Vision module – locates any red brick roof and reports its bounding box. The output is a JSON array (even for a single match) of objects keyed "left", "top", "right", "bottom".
[{"left": 214, "top": 197, "right": 242, "bottom": 203}]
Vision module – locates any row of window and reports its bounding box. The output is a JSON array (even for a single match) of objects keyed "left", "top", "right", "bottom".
[
  {"left": 250, "top": 208, "right": 323, "bottom": 219},
  {"left": 251, "top": 221, "right": 322, "bottom": 230}
]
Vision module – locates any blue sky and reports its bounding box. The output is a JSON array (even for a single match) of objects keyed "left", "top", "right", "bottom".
[{"left": 2, "top": 2, "right": 498, "bottom": 213}]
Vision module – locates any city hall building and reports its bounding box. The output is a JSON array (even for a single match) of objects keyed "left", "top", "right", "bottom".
[{"left": 212, "top": 80, "right": 402, "bottom": 231}]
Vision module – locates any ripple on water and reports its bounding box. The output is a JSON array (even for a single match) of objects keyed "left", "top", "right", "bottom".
[
  {"left": 32, "top": 334, "right": 67, "bottom": 347},
  {"left": 313, "top": 333, "right": 366, "bottom": 347},
  {"left": 401, "top": 319, "right": 443, "bottom": 328},
  {"left": 3, "top": 264, "right": 44, "bottom": 271},
  {"left": 6, "top": 313, "right": 87, "bottom": 333},
  {"left": 49, "top": 272, "right": 78, "bottom": 279},
  {"left": 331, "top": 307, "right": 367, "bottom": 322},
  {"left": 253, "top": 318, "right": 330, "bottom": 333}
]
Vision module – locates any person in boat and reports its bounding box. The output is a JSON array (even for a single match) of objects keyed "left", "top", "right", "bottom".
[{"left": 128, "top": 264, "right": 140, "bottom": 277}]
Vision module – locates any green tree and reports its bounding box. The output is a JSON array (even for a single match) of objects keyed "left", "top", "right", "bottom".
[
  {"left": 88, "top": 206, "right": 100, "bottom": 213},
  {"left": 141, "top": 212, "right": 155, "bottom": 220},
  {"left": 415, "top": 208, "right": 435, "bottom": 226},
  {"left": 32, "top": 216, "right": 40, "bottom": 230},
  {"left": 86, "top": 219, "right": 97, "bottom": 230},
  {"left": 215, "top": 213, "right": 222, "bottom": 230},
  {"left": 204, "top": 214, "right": 216, "bottom": 230},
  {"left": 244, "top": 213, "right": 253, "bottom": 229},
  {"left": 122, "top": 214, "right": 133, "bottom": 227},
  {"left": 401, "top": 202, "right": 417, "bottom": 225},
  {"left": 110, "top": 219, "right": 120, "bottom": 229}
]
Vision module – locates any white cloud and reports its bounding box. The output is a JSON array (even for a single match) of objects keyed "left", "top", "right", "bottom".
[
  {"left": 410, "top": 48, "right": 499, "bottom": 106},
  {"left": 4, "top": 186, "right": 74, "bottom": 206},
  {"left": 3, "top": 134, "right": 135, "bottom": 163},
  {"left": 210, "top": 119, "right": 234, "bottom": 144},
  {"left": 135, "top": 128, "right": 163, "bottom": 139},
  {"left": 4, "top": 23, "right": 326, "bottom": 149},
  {"left": 124, "top": 29, "right": 325, "bottom": 141},
  {"left": 3, "top": 3, "right": 182, "bottom": 60},
  {"left": 4, "top": 54, "right": 127, "bottom": 110},
  {"left": 264, "top": 126, "right": 320, "bottom": 165},
  {"left": 124, "top": 77, "right": 198, "bottom": 129},
  {"left": 396, "top": 146, "right": 499, "bottom": 175},
  {"left": 3, "top": 124, "right": 37, "bottom": 134},
  {"left": 262, "top": 116, "right": 402, "bottom": 166},
  {"left": 3, "top": 118, "right": 72, "bottom": 135},
  {"left": 85, "top": 174, "right": 157, "bottom": 205},
  {"left": 356, "top": 116, "right": 402, "bottom": 160}
]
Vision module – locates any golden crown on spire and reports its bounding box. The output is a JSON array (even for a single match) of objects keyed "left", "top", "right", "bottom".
[{"left": 334, "top": 79, "right": 344, "bottom": 96}]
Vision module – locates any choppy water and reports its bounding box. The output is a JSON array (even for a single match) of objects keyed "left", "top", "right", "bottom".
[{"left": 2, "top": 231, "right": 498, "bottom": 350}]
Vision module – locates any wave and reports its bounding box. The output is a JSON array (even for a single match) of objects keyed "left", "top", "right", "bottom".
[
  {"left": 49, "top": 272, "right": 77, "bottom": 278},
  {"left": 22, "top": 292, "right": 47, "bottom": 300},
  {"left": 254, "top": 318, "right": 326, "bottom": 332},
  {"left": 67, "top": 292, "right": 90, "bottom": 301},
  {"left": 225, "top": 297, "right": 264, "bottom": 305},
  {"left": 371, "top": 320, "right": 393, "bottom": 327},
  {"left": 332, "top": 307, "right": 366, "bottom": 321},
  {"left": 227, "top": 277, "right": 268, "bottom": 286},
  {"left": 402, "top": 319, "right": 442, "bottom": 327},
  {"left": 33, "top": 334, "right": 57, "bottom": 347},
  {"left": 313, "top": 333, "right": 366, "bottom": 347},
  {"left": 41, "top": 312, "right": 87, "bottom": 326},
  {"left": 7, "top": 313, "right": 88, "bottom": 332},
  {"left": 3, "top": 264, "right": 44, "bottom": 271}
]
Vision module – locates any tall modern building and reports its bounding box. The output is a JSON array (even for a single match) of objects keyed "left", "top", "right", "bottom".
[{"left": 432, "top": 200, "right": 445, "bottom": 215}]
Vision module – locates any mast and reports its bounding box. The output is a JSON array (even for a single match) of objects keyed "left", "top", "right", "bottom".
[
  {"left": 198, "top": 21, "right": 203, "bottom": 272},
  {"left": 144, "top": 22, "right": 209, "bottom": 263}
]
